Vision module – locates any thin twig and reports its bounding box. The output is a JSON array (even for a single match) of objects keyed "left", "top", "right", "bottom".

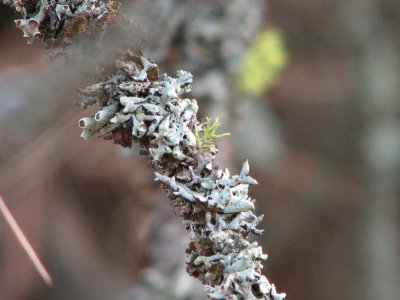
[{"left": 0, "top": 194, "right": 53, "bottom": 287}]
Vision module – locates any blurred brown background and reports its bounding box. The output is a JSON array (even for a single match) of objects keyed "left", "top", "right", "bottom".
[{"left": 1, "top": 1, "right": 399, "bottom": 300}]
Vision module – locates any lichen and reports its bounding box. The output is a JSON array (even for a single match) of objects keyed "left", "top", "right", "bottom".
[
  {"left": 2, "top": 0, "right": 119, "bottom": 54},
  {"left": 79, "top": 53, "right": 286, "bottom": 300},
  {"left": 1, "top": 0, "right": 285, "bottom": 298}
]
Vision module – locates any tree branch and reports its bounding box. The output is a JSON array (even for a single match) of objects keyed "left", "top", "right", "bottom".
[{"left": 2, "top": 1, "right": 286, "bottom": 299}]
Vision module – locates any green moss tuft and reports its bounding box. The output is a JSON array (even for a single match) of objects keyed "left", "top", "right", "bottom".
[{"left": 195, "top": 117, "right": 230, "bottom": 151}]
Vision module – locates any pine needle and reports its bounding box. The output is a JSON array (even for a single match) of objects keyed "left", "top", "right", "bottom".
[{"left": 0, "top": 195, "right": 53, "bottom": 287}]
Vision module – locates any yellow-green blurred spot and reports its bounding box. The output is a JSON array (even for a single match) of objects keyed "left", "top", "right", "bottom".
[{"left": 238, "top": 28, "right": 288, "bottom": 97}]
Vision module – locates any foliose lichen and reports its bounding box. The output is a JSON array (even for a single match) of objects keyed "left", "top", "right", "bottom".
[
  {"left": 2, "top": 0, "right": 119, "bottom": 52},
  {"left": 2, "top": 0, "right": 286, "bottom": 298},
  {"left": 78, "top": 53, "right": 286, "bottom": 300}
]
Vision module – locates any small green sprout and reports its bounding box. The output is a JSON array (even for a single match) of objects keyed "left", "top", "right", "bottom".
[{"left": 195, "top": 117, "right": 230, "bottom": 151}]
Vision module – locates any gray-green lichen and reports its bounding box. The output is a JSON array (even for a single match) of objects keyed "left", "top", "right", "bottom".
[
  {"left": 79, "top": 53, "right": 286, "bottom": 300},
  {"left": 2, "top": 0, "right": 119, "bottom": 50}
]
